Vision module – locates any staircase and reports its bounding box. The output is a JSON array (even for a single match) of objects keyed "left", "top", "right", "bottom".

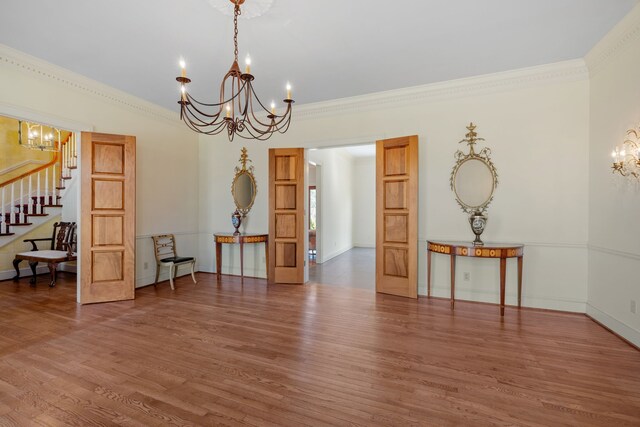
[{"left": 0, "top": 133, "right": 77, "bottom": 244}]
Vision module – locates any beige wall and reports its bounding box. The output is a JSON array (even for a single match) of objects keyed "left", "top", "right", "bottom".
[
  {"left": 199, "top": 59, "right": 591, "bottom": 312},
  {"left": 0, "top": 44, "right": 200, "bottom": 288},
  {"left": 586, "top": 4, "right": 640, "bottom": 346}
]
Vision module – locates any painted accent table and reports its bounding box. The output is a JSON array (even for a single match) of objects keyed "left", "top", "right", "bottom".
[
  {"left": 214, "top": 233, "right": 268, "bottom": 283},
  {"left": 427, "top": 241, "right": 524, "bottom": 316}
]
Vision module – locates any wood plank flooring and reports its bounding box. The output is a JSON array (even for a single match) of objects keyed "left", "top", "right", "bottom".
[{"left": 0, "top": 272, "right": 639, "bottom": 426}]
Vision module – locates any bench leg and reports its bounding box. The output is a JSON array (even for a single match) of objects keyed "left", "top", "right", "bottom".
[
  {"left": 12, "top": 259, "right": 22, "bottom": 281},
  {"left": 48, "top": 262, "right": 58, "bottom": 287},
  {"left": 28, "top": 261, "right": 38, "bottom": 285}
]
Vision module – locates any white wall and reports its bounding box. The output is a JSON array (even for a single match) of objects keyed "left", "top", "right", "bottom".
[
  {"left": 0, "top": 44, "right": 200, "bottom": 289},
  {"left": 585, "top": 5, "right": 640, "bottom": 347},
  {"left": 309, "top": 148, "right": 354, "bottom": 263},
  {"left": 199, "top": 59, "right": 590, "bottom": 312},
  {"left": 352, "top": 156, "right": 376, "bottom": 247}
]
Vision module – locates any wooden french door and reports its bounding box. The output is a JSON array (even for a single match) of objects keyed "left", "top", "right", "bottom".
[
  {"left": 376, "top": 136, "right": 419, "bottom": 298},
  {"left": 268, "top": 148, "right": 305, "bottom": 284},
  {"left": 80, "top": 132, "right": 136, "bottom": 304}
]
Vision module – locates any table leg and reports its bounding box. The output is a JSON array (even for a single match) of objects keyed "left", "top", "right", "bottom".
[
  {"left": 517, "top": 255, "right": 523, "bottom": 308},
  {"left": 47, "top": 262, "right": 57, "bottom": 287},
  {"left": 427, "top": 250, "right": 432, "bottom": 298},
  {"left": 240, "top": 240, "right": 244, "bottom": 283},
  {"left": 216, "top": 242, "right": 222, "bottom": 283},
  {"left": 500, "top": 257, "right": 506, "bottom": 316},
  {"left": 450, "top": 254, "right": 456, "bottom": 309}
]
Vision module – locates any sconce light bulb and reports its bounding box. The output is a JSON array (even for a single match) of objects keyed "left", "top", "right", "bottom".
[
  {"left": 611, "top": 150, "right": 616, "bottom": 158},
  {"left": 620, "top": 150, "right": 626, "bottom": 156}
]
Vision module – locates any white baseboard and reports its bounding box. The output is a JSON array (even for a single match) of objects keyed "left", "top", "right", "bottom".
[
  {"left": 0, "top": 265, "right": 51, "bottom": 281},
  {"left": 586, "top": 304, "right": 640, "bottom": 348},
  {"left": 320, "top": 245, "right": 353, "bottom": 264},
  {"left": 421, "top": 284, "right": 586, "bottom": 313},
  {"left": 353, "top": 243, "right": 375, "bottom": 248}
]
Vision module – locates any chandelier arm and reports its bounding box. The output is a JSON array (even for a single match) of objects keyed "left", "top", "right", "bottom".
[
  {"left": 182, "top": 106, "right": 229, "bottom": 134},
  {"left": 243, "top": 85, "right": 291, "bottom": 130},
  {"left": 182, "top": 101, "right": 224, "bottom": 122},
  {"left": 185, "top": 80, "right": 249, "bottom": 108}
]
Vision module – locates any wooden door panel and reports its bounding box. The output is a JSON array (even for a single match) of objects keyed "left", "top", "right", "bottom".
[
  {"left": 81, "top": 132, "right": 135, "bottom": 304},
  {"left": 376, "top": 136, "right": 418, "bottom": 298},
  {"left": 269, "top": 148, "right": 305, "bottom": 284}
]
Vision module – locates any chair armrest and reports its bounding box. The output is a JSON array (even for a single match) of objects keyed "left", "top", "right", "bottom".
[
  {"left": 61, "top": 242, "right": 76, "bottom": 257},
  {"left": 23, "top": 238, "right": 53, "bottom": 251}
]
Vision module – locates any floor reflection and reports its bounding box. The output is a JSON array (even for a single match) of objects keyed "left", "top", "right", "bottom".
[{"left": 309, "top": 247, "right": 375, "bottom": 289}]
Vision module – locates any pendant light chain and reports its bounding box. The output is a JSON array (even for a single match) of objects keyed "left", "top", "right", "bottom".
[{"left": 233, "top": 2, "right": 240, "bottom": 63}]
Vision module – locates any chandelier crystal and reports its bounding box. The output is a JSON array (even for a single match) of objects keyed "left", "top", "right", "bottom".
[
  {"left": 611, "top": 126, "right": 640, "bottom": 179},
  {"left": 176, "top": 0, "right": 294, "bottom": 141},
  {"left": 18, "top": 121, "right": 60, "bottom": 152}
]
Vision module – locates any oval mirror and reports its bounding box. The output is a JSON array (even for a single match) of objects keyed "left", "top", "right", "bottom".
[
  {"left": 231, "top": 147, "right": 257, "bottom": 216},
  {"left": 453, "top": 158, "right": 495, "bottom": 210},
  {"left": 233, "top": 172, "right": 255, "bottom": 210}
]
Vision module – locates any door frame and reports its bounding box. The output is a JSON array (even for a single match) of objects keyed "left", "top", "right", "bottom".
[{"left": 0, "top": 103, "right": 91, "bottom": 303}]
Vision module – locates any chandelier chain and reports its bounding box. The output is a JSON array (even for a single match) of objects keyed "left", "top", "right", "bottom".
[{"left": 233, "top": 3, "right": 241, "bottom": 63}]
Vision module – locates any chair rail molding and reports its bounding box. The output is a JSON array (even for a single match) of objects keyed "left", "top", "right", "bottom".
[{"left": 0, "top": 159, "right": 47, "bottom": 176}]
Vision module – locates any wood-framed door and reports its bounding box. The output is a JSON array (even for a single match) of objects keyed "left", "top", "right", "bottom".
[
  {"left": 268, "top": 148, "right": 305, "bottom": 284},
  {"left": 376, "top": 135, "right": 419, "bottom": 298},
  {"left": 80, "top": 132, "right": 136, "bottom": 304}
]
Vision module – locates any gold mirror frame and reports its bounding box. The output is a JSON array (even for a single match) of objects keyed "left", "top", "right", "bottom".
[
  {"left": 231, "top": 147, "right": 257, "bottom": 217},
  {"left": 450, "top": 123, "right": 498, "bottom": 214}
]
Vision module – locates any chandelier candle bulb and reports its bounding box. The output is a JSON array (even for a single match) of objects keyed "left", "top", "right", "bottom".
[
  {"left": 226, "top": 104, "right": 231, "bottom": 118},
  {"left": 286, "top": 83, "right": 292, "bottom": 100},
  {"left": 179, "top": 59, "right": 186, "bottom": 78},
  {"left": 270, "top": 101, "right": 276, "bottom": 115},
  {"left": 245, "top": 55, "right": 251, "bottom": 74}
]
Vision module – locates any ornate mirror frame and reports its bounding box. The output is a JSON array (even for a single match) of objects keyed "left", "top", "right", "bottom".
[
  {"left": 450, "top": 123, "right": 499, "bottom": 214},
  {"left": 231, "top": 147, "right": 257, "bottom": 217}
]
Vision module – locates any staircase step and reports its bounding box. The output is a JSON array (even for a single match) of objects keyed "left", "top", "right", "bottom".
[
  {"left": 9, "top": 222, "right": 33, "bottom": 226},
  {"left": 26, "top": 213, "right": 49, "bottom": 217},
  {"left": 61, "top": 176, "right": 72, "bottom": 180},
  {"left": 56, "top": 187, "right": 66, "bottom": 190},
  {"left": 69, "top": 166, "right": 77, "bottom": 170},
  {"left": 0, "top": 233, "right": 15, "bottom": 236},
  {"left": 43, "top": 204, "right": 63, "bottom": 208}
]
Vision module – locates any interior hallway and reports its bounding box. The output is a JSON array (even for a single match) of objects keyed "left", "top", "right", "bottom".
[{"left": 308, "top": 247, "right": 375, "bottom": 289}]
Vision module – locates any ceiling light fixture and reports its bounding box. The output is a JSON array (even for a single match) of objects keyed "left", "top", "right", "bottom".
[
  {"left": 18, "top": 121, "right": 60, "bottom": 152},
  {"left": 176, "top": 0, "right": 294, "bottom": 141},
  {"left": 611, "top": 126, "right": 640, "bottom": 179}
]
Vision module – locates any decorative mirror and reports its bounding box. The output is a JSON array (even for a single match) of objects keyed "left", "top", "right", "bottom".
[
  {"left": 450, "top": 123, "right": 498, "bottom": 246},
  {"left": 231, "top": 147, "right": 257, "bottom": 218}
]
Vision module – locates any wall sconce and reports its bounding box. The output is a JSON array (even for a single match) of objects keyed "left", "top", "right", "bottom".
[{"left": 611, "top": 126, "right": 640, "bottom": 179}]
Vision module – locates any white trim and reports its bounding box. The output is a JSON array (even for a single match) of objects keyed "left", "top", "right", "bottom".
[
  {"left": 353, "top": 243, "right": 375, "bottom": 248},
  {"left": 422, "top": 284, "right": 587, "bottom": 313},
  {"left": 588, "top": 244, "right": 640, "bottom": 261},
  {"left": 585, "top": 3, "right": 640, "bottom": 75},
  {"left": 0, "top": 160, "right": 47, "bottom": 176},
  {"left": 0, "top": 265, "right": 51, "bottom": 281},
  {"left": 294, "top": 60, "right": 589, "bottom": 120},
  {"left": 319, "top": 245, "right": 353, "bottom": 264},
  {"left": 0, "top": 101, "right": 92, "bottom": 132},
  {"left": 136, "top": 231, "right": 200, "bottom": 239},
  {"left": 586, "top": 303, "right": 640, "bottom": 348},
  {"left": 0, "top": 43, "right": 182, "bottom": 126}
]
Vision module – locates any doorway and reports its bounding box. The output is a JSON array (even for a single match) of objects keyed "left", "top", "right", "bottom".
[{"left": 307, "top": 144, "right": 376, "bottom": 289}]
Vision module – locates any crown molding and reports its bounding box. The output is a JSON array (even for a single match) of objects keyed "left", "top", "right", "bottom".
[
  {"left": 294, "top": 59, "right": 589, "bottom": 121},
  {"left": 0, "top": 43, "right": 182, "bottom": 126},
  {"left": 585, "top": 3, "right": 640, "bottom": 75}
]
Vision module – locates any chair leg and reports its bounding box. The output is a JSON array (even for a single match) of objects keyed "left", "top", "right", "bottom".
[
  {"left": 169, "top": 264, "right": 175, "bottom": 290},
  {"left": 190, "top": 260, "right": 197, "bottom": 284},
  {"left": 154, "top": 264, "right": 160, "bottom": 286}
]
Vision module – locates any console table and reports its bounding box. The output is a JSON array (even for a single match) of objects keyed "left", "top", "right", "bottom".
[
  {"left": 427, "top": 241, "right": 524, "bottom": 315},
  {"left": 214, "top": 233, "right": 268, "bottom": 283}
]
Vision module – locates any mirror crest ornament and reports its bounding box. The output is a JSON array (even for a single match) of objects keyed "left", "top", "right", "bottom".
[
  {"left": 450, "top": 123, "right": 498, "bottom": 246},
  {"left": 231, "top": 147, "right": 257, "bottom": 220}
]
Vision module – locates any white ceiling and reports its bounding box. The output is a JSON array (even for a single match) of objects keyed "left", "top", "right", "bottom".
[{"left": 0, "top": 0, "right": 636, "bottom": 113}]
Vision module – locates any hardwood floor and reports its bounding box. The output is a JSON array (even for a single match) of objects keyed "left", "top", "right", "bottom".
[{"left": 0, "top": 272, "right": 639, "bottom": 426}]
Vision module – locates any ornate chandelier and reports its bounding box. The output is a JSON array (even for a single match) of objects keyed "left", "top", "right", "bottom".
[
  {"left": 611, "top": 126, "right": 640, "bottom": 179},
  {"left": 18, "top": 121, "right": 60, "bottom": 152},
  {"left": 176, "top": 0, "right": 294, "bottom": 141}
]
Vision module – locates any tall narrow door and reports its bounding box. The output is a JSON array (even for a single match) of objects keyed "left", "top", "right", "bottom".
[
  {"left": 268, "top": 148, "right": 305, "bottom": 284},
  {"left": 80, "top": 132, "right": 136, "bottom": 304},
  {"left": 376, "top": 136, "right": 419, "bottom": 298}
]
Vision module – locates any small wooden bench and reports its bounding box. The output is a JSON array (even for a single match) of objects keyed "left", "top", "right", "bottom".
[{"left": 13, "top": 222, "right": 76, "bottom": 287}]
